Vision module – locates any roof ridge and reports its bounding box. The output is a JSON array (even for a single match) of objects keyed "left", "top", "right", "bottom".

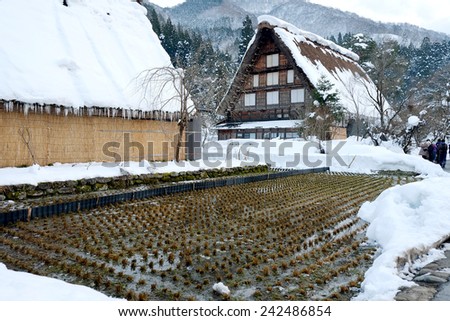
[{"left": 257, "top": 15, "right": 359, "bottom": 61}]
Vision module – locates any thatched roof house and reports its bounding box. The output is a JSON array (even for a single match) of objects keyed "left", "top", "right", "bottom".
[
  {"left": 217, "top": 15, "right": 383, "bottom": 140},
  {"left": 0, "top": 0, "right": 194, "bottom": 167}
]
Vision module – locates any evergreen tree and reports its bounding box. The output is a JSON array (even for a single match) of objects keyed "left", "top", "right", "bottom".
[
  {"left": 161, "top": 18, "right": 177, "bottom": 60},
  {"left": 417, "top": 37, "right": 434, "bottom": 78},
  {"left": 191, "top": 32, "right": 204, "bottom": 53},
  {"left": 329, "top": 35, "right": 337, "bottom": 44},
  {"left": 238, "top": 15, "right": 254, "bottom": 62},
  {"left": 341, "top": 33, "right": 376, "bottom": 64},
  {"left": 304, "top": 76, "right": 343, "bottom": 140},
  {"left": 337, "top": 32, "right": 343, "bottom": 45},
  {"left": 174, "top": 25, "right": 192, "bottom": 67},
  {"left": 147, "top": 7, "right": 161, "bottom": 38},
  {"left": 342, "top": 32, "right": 352, "bottom": 46}
]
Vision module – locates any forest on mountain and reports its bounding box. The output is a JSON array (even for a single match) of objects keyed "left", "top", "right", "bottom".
[{"left": 145, "top": 5, "right": 450, "bottom": 149}]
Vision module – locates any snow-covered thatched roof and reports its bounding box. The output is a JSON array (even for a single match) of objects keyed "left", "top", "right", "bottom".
[
  {"left": 0, "top": 0, "right": 183, "bottom": 114},
  {"left": 218, "top": 15, "right": 385, "bottom": 118}
]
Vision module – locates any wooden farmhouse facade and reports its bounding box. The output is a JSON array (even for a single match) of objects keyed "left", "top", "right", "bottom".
[
  {"left": 0, "top": 0, "right": 197, "bottom": 168},
  {"left": 217, "top": 15, "right": 381, "bottom": 140}
]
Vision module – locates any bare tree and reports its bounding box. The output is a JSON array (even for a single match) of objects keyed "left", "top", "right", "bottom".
[
  {"left": 180, "top": 44, "right": 234, "bottom": 146},
  {"left": 137, "top": 40, "right": 234, "bottom": 160},
  {"left": 137, "top": 67, "right": 194, "bottom": 162},
  {"left": 18, "top": 127, "right": 38, "bottom": 165},
  {"left": 407, "top": 63, "right": 450, "bottom": 142},
  {"left": 341, "top": 75, "right": 369, "bottom": 141},
  {"left": 362, "top": 40, "right": 409, "bottom": 133}
]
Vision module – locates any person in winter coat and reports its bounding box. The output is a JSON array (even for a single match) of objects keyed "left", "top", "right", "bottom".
[
  {"left": 428, "top": 141, "right": 437, "bottom": 162},
  {"left": 419, "top": 140, "right": 430, "bottom": 159},
  {"left": 438, "top": 140, "right": 448, "bottom": 168}
]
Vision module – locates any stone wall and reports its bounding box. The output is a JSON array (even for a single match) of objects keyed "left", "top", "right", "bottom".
[{"left": 0, "top": 165, "right": 269, "bottom": 202}]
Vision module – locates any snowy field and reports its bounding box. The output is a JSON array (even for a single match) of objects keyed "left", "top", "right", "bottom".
[{"left": 1, "top": 137, "right": 450, "bottom": 301}]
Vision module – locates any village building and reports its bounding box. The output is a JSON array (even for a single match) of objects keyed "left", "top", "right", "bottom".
[
  {"left": 0, "top": 0, "right": 196, "bottom": 168},
  {"left": 217, "top": 15, "right": 382, "bottom": 140}
]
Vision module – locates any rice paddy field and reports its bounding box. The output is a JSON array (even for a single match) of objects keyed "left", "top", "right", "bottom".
[{"left": 0, "top": 172, "right": 395, "bottom": 301}]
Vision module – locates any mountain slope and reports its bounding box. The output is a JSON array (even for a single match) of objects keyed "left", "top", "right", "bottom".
[{"left": 157, "top": 0, "right": 449, "bottom": 53}]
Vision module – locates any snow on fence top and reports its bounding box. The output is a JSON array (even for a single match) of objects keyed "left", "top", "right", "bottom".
[{"left": 0, "top": 0, "right": 182, "bottom": 113}]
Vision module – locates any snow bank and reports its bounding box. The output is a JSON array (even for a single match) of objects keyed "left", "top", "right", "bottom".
[
  {"left": 355, "top": 177, "right": 450, "bottom": 300},
  {"left": 325, "top": 139, "right": 446, "bottom": 176},
  {"left": 211, "top": 138, "right": 447, "bottom": 177},
  {"left": 1, "top": 138, "right": 447, "bottom": 186},
  {"left": 0, "top": 160, "right": 231, "bottom": 186},
  {"left": 0, "top": 263, "right": 119, "bottom": 301}
]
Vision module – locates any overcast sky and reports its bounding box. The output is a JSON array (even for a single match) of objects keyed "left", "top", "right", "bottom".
[
  {"left": 309, "top": 0, "right": 449, "bottom": 35},
  {"left": 147, "top": 0, "right": 450, "bottom": 35}
]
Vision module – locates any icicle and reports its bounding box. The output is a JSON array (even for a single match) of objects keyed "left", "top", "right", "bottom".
[
  {"left": 5, "top": 101, "right": 13, "bottom": 112},
  {"left": 23, "top": 103, "right": 30, "bottom": 116}
]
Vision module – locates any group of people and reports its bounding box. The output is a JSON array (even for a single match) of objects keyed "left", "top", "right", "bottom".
[{"left": 419, "top": 139, "right": 448, "bottom": 168}]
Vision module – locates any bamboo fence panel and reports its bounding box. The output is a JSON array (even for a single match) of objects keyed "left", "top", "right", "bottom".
[{"left": 0, "top": 107, "right": 181, "bottom": 167}]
